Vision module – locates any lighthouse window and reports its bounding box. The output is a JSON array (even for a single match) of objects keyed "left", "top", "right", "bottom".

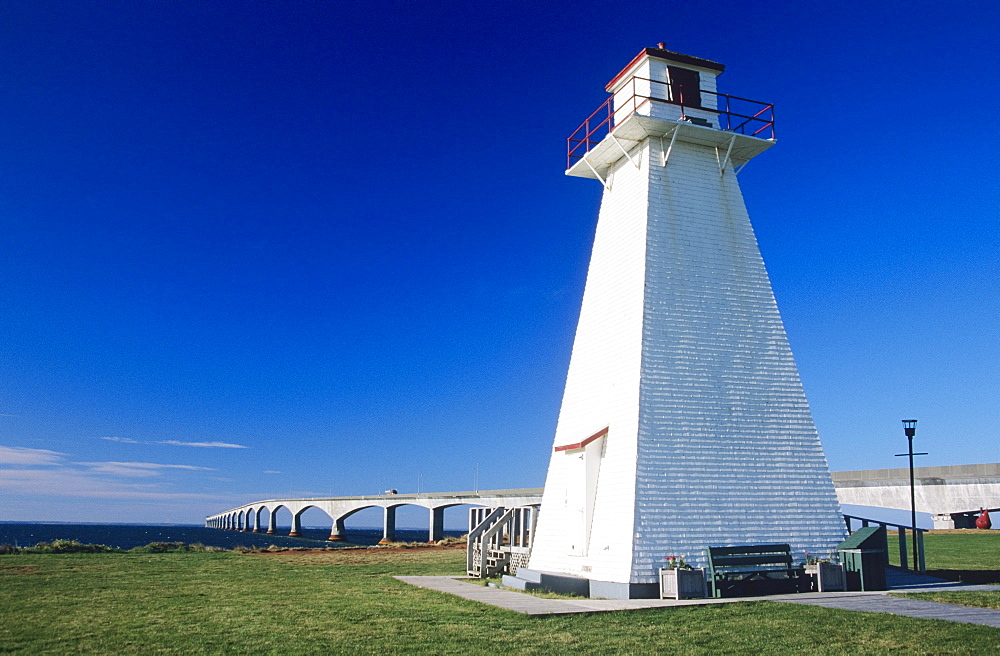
[{"left": 667, "top": 66, "right": 701, "bottom": 108}]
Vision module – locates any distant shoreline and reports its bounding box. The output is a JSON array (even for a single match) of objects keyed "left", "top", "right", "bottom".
[{"left": 0, "top": 522, "right": 464, "bottom": 551}]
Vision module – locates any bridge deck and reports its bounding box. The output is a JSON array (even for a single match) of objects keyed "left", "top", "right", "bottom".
[{"left": 206, "top": 488, "right": 543, "bottom": 542}]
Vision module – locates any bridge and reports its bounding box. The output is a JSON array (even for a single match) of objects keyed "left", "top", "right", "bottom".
[
  {"left": 833, "top": 463, "right": 1000, "bottom": 529},
  {"left": 207, "top": 464, "right": 1000, "bottom": 541},
  {"left": 205, "top": 488, "right": 543, "bottom": 543}
]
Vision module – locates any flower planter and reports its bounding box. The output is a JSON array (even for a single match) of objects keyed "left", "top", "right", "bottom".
[
  {"left": 659, "top": 567, "right": 707, "bottom": 599},
  {"left": 805, "top": 562, "right": 847, "bottom": 592}
]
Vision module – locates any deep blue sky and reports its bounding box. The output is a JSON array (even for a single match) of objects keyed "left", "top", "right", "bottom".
[{"left": 2, "top": 1, "right": 997, "bottom": 525}]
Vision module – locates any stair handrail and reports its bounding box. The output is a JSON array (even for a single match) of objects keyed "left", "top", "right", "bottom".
[
  {"left": 466, "top": 507, "right": 507, "bottom": 574},
  {"left": 477, "top": 508, "right": 517, "bottom": 577},
  {"left": 479, "top": 508, "right": 516, "bottom": 550}
]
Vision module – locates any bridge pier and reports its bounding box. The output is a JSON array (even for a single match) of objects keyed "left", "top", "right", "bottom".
[
  {"left": 328, "top": 518, "right": 345, "bottom": 541},
  {"left": 267, "top": 508, "right": 277, "bottom": 534},
  {"left": 428, "top": 507, "right": 444, "bottom": 543},
  {"left": 289, "top": 512, "right": 302, "bottom": 537},
  {"left": 252, "top": 508, "right": 261, "bottom": 532},
  {"left": 378, "top": 506, "right": 396, "bottom": 544}
]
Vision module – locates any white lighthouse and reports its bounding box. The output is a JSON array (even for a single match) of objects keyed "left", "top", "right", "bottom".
[{"left": 522, "top": 46, "right": 847, "bottom": 599}]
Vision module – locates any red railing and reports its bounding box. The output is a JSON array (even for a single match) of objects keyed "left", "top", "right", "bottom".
[{"left": 566, "top": 77, "right": 775, "bottom": 169}]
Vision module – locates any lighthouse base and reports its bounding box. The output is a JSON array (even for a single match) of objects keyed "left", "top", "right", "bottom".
[
  {"left": 588, "top": 580, "right": 659, "bottom": 600},
  {"left": 502, "top": 568, "right": 658, "bottom": 600}
]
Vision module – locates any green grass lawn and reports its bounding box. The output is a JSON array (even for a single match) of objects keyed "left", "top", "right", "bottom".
[
  {"left": 2, "top": 544, "right": 999, "bottom": 655},
  {"left": 888, "top": 530, "right": 1000, "bottom": 582}
]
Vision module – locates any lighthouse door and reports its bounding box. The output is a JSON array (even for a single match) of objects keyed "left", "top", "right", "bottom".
[{"left": 563, "top": 434, "right": 605, "bottom": 556}]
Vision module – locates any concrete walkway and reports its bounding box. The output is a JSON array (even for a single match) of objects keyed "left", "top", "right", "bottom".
[
  {"left": 778, "top": 593, "right": 1000, "bottom": 628},
  {"left": 395, "top": 572, "right": 1000, "bottom": 628},
  {"left": 395, "top": 576, "right": 751, "bottom": 615}
]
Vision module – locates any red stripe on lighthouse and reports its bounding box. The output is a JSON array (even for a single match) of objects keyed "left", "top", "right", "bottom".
[{"left": 554, "top": 426, "right": 609, "bottom": 452}]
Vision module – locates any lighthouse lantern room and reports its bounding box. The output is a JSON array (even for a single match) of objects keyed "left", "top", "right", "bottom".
[{"left": 567, "top": 45, "right": 776, "bottom": 186}]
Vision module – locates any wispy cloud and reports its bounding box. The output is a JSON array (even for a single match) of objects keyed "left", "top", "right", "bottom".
[
  {"left": 1, "top": 444, "right": 222, "bottom": 500},
  {"left": 0, "top": 468, "right": 222, "bottom": 500},
  {"left": 0, "top": 446, "right": 67, "bottom": 466},
  {"left": 76, "top": 461, "right": 215, "bottom": 477},
  {"left": 262, "top": 470, "right": 283, "bottom": 475},
  {"left": 97, "top": 436, "right": 248, "bottom": 449},
  {"left": 157, "top": 440, "right": 248, "bottom": 449}
]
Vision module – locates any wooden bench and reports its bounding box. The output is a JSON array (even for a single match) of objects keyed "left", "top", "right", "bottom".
[{"left": 706, "top": 543, "right": 806, "bottom": 598}]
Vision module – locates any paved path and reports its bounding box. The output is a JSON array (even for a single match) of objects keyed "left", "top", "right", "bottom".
[
  {"left": 395, "top": 576, "right": 750, "bottom": 616},
  {"left": 778, "top": 592, "right": 1000, "bottom": 628},
  {"left": 395, "top": 574, "right": 1000, "bottom": 628}
]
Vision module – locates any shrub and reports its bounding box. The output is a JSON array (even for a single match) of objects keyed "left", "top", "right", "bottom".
[
  {"left": 130, "top": 542, "right": 191, "bottom": 553},
  {"left": 30, "top": 540, "right": 118, "bottom": 554}
]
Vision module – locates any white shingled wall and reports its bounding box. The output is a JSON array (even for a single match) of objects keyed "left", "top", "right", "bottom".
[{"left": 630, "top": 138, "right": 846, "bottom": 583}]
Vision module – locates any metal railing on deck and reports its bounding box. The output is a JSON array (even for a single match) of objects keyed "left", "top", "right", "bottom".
[
  {"left": 567, "top": 78, "right": 775, "bottom": 168},
  {"left": 845, "top": 514, "right": 926, "bottom": 572}
]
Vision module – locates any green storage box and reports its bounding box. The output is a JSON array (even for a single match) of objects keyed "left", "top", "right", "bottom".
[{"left": 837, "top": 526, "right": 888, "bottom": 591}]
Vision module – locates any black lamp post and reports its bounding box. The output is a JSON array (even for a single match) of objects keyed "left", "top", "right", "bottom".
[{"left": 895, "top": 419, "right": 927, "bottom": 568}]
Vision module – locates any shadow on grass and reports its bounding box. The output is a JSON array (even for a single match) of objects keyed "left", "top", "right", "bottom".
[{"left": 925, "top": 569, "right": 1000, "bottom": 584}]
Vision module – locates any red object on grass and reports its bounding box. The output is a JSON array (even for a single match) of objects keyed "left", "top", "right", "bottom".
[{"left": 976, "top": 508, "right": 992, "bottom": 530}]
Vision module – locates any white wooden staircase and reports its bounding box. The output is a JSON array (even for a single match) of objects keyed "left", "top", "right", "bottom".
[{"left": 466, "top": 506, "right": 538, "bottom": 578}]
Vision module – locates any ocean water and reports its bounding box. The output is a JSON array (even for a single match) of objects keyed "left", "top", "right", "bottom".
[{"left": 0, "top": 523, "right": 464, "bottom": 551}]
